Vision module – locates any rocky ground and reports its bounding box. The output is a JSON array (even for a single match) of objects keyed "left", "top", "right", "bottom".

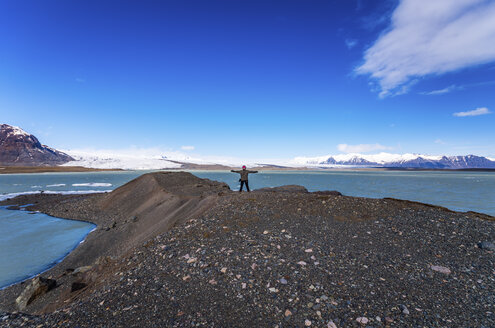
[{"left": 1, "top": 172, "right": 494, "bottom": 327}]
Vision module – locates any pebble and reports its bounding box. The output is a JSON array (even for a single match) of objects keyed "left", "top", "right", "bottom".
[
  {"left": 431, "top": 265, "right": 451, "bottom": 274},
  {"left": 297, "top": 261, "right": 307, "bottom": 266},
  {"left": 478, "top": 241, "right": 495, "bottom": 251},
  {"left": 285, "top": 309, "right": 292, "bottom": 317},
  {"left": 356, "top": 317, "right": 368, "bottom": 324},
  {"left": 327, "top": 320, "right": 337, "bottom": 328},
  {"left": 400, "top": 304, "right": 410, "bottom": 315},
  {"left": 280, "top": 278, "right": 288, "bottom": 284},
  {"left": 305, "top": 319, "right": 312, "bottom": 326}
]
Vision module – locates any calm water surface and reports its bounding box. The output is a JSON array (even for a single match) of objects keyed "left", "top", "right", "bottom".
[{"left": 1, "top": 170, "right": 494, "bottom": 288}]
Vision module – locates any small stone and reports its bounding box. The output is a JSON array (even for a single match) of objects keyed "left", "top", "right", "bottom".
[
  {"left": 307, "top": 302, "right": 314, "bottom": 308},
  {"left": 375, "top": 316, "right": 381, "bottom": 322},
  {"left": 285, "top": 309, "right": 292, "bottom": 316},
  {"left": 70, "top": 282, "right": 87, "bottom": 292},
  {"left": 385, "top": 317, "right": 394, "bottom": 323},
  {"left": 280, "top": 278, "right": 288, "bottom": 285},
  {"left": 431, "top": 265, "right": 451, "bottom": 274},
  {"left": 220, "top": 267, "right": 227, "bottom": 273},
  {"left": 305, "top": 249, "right": 313, "bottom": 253},
  {"left": 269, "top": 287, "right": 277, "bottom": 293},
  {"left": 400, "top": 304, "right": 410, "bottom": 315},
  {"left": 242, "top": 283, "right": 247, "bottom": 289},
  {"left": 263, "top": 230, "right": 269, "bottom": 234},
  {"left": 297, "top": 261, "right": 307, "bottom": 266},
  {"left": 72, "top": 266, "right": 92, "bottom": 275},
  {"left": 478, "top": 241, "right": 495, "bottom": 251},
  {"left": 182, "top": 275, "right": 191, "bottom": 281},
  {"left": 208, "top": 279, "right": 217, "bottom": 285},
  {"left": 320, "top": 295, "right": 328, "bottom": 301},
  {"left": 327, "top": 321, "right": 337, "bottom": 328},
  {"left": 305, "top": 319, "right": 312, "bottom": 326},
  {"left": 356, "top": 317, "right": 368, "bottom": 324}
]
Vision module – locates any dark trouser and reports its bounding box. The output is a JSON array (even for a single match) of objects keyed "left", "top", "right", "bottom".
[{"left": 239, "top": 180, "right": 250, "bottom": 192}]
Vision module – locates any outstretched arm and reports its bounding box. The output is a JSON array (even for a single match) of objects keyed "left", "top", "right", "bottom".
[
  {"left": 231, "top": 170, "right": 241, "bottom": 173},
  {"left": 248, "top": 170, "right": 258, "bottom": 173}
]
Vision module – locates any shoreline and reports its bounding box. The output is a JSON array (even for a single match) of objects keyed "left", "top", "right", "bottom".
[
  {"left": 0, "top": 172, "right": 494, "bottom": 326},
  {"left": 0, "top": 166, "right": 122, "bottom": 174},
  {"left": 2, "top": 164, "right": 495, "bottom": 174}
]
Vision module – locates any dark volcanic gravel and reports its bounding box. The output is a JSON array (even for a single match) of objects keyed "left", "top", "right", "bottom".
[{"left": 1, "top": 174, "right": 494, "bottom": 327}]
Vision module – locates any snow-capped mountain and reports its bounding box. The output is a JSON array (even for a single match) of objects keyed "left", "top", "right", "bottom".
[
  {"left": 292, "top": 153, "right": 495, "bottom": 169},
  {"left": 0, "top": 124, "right": 74, "bottom": 166}
]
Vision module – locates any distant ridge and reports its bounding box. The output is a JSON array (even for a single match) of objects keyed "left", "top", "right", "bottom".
[
  {"left": 293, "top": 153, "right": 495, "bottom": 169},
  {"left": 0, "top": 124, "right": 74, "bottom": 166}
]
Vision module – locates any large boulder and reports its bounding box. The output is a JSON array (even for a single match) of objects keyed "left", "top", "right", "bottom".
[{"left": 15, "top": 277, "right": 56, "bottom": 310}]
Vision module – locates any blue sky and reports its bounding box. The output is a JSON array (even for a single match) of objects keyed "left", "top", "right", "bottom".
[{"left": 1, "top": 0, "right": 495, "bottom": 160}]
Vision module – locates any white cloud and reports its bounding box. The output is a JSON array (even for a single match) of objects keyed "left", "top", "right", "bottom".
[
  {"left": 421, "top": 84, "right": 460, "bottom": 95},
  {"left": 453, "top": 107, "right": 491, "bottom": 117},
  {"left": 181, "top": 145, "right": 195, "bottom": 151},
  {"left": 356, "top": 0, "right": 495, "bottom": 97},
  {"left": 337, "top": 143, "right": 393, "bottom": 153},
  {"left": 345, "top": 39, "right": 358, "bottom": 49},
  {"left": 435, "top": 139, "right": 446, "bottom": 144}
]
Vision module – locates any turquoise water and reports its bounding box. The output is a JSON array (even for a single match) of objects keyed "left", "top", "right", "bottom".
[
  {"left": 0, "top": 206, "right": 95, "bottom": 289},
  {"left": 1, "top": 170, "right": 494, "bottom": 289},
  {"left": 0, "top": 170, "right": 494, "bottom": 215}
]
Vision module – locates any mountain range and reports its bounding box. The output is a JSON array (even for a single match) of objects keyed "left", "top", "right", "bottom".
[
  {"left": 1, "top": 124, "right": 495, "bottom": 169},
  {"left": 292, "top": 153, "right": 495, "bottom": 169}
]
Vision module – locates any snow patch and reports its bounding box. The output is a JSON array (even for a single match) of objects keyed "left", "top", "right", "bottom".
[{"left": 72, "top": 183, "right": 112, "bottom": 187}]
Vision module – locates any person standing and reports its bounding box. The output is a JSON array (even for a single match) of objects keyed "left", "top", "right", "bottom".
[{"left": 231, "top": 165, "right": 258, "bottom": 192}]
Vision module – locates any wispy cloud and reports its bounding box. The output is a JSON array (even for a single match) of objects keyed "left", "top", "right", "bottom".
[
  {"left": 181, "top": 145, "right": 195, "bottom": 151},
  {"left": 434, "top": 139, "right": 446, "bottom": 144},
  {"left": 356, "top": 0, "right": 495, "bottom": 97},
  {"left": 75, "top": 78, "right": 85, "bottom": 83},
  {"left": 453, "top": 107, "right": 491, "bottom": 117},
  {"left": 345, "top": 39, "right": 358, "bottom": 49},
  {"left": 421, "top": 84, "right": 460, "bottom": 95},
  {"left": 337, "top": 143, "right": 393, "bottom": 153}
]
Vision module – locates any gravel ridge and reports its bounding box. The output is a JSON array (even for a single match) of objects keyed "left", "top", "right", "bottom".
[{"left": 1, "top": 173, "right": 494, "bottom": 327}]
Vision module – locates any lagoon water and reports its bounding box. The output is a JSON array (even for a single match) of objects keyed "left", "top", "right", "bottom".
[{"left": 1, "top": 170, "right": 494, "bottom": 289}]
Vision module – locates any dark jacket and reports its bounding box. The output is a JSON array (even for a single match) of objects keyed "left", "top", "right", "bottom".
[{"left": 231, "top": 169, "right": 258, "bottom": 181}]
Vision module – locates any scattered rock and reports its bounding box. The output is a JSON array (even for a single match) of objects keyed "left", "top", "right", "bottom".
[
  {"left": 327, "top": 320, "right": 337, "bottom": 328},
  {"left": 400, "top": 304, "right": 410, "bottom": 315},
  {"left": 305, "top": 319, "right": 312, "bottom": 326}
]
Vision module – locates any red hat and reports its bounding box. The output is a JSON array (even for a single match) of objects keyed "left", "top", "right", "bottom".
[{"left": 242, "top": 165, "right": 246, "bottom": 169}]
